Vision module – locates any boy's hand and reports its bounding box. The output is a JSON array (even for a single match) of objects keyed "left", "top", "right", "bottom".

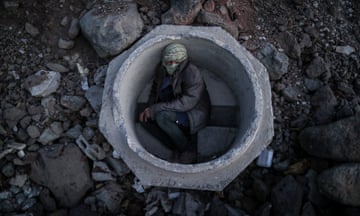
[{"left": 139, "top": 107, "right": 151, "bottom": 122}]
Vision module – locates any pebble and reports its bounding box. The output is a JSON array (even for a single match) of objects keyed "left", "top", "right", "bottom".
[
  {"left": 60, "top": 16, "right": 70, "bottom": 26},
  {"left": 9, "top": 174, "right": 28, "bottom": 187},
  {"left": 335, "top": 45, "right": 355, "bottom": 55},
  {"left": 281, "top": 86, "right": 300, "bottom": 102},
  {"left": 68, "top": 18, "right": 80, "bottom": 39},
  {"left": 58, "top": 38, "right": 75, "bottom": 49},
  {"left": 2, "top": 162, "right": 15, "bottom": 177},
  {"left": 60, "top": 95, "right": 87, "bottom": 111},
  {"left": 26, "top": 125, "right": 41, "bottom": 138},
  {"left": 25, "top": 23, "right": 40, "bottom": 37},
  {"left": 46, "top": 62, "right": 69, "bottom": 73}
]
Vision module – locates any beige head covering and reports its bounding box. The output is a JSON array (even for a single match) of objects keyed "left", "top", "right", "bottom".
[{"left": 162, "top": 43, "right": 188, "bottom": 63}]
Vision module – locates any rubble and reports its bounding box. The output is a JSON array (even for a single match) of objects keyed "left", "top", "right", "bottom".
[
  {"left": 24, "top": 70, "right": 61, "bottom": 97},
  {"left": 0, "top": 0, "right": 360, "bottom": 214},
  {"left": 76, "top": 135, "right": 106, "bottom": 161}
]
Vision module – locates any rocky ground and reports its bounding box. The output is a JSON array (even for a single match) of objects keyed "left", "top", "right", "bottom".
[{"left": 0, "top": 0, "right": 360, "bottom": 215}]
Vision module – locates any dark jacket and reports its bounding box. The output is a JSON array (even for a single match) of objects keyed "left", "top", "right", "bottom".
[{"left": 148, "top": 59, "right": 210, "bottom": 134}]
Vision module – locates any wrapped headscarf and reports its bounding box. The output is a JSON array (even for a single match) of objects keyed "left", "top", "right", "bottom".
[{"left": 162, "top": 43, "right": 188, "bottom": 75}]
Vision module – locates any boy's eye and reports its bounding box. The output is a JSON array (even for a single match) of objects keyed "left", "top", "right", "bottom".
[{"left": 164, "top": 61, "right": 178, "bottom": 65}]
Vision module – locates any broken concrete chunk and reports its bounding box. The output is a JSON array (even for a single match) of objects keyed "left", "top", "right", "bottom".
[
  {"left": 76, "top": 135, "right": 105, "bottom": 161},
  {"left": 92, "top": 161, "right": 115, "bottom": 181},
  {"left": 94, "top": 182, "right": 124, "bottom": 214},
  {"left": 24, "top": 70, "right": 61, "bottom": 97}
]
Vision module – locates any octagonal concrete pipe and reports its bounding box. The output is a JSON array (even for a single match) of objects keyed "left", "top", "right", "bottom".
[{"left": 99, "top": 25, "right": 274, "bottom": 191}]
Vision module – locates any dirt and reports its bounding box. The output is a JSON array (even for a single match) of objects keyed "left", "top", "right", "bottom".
[{"left": 1, "top": 0, "right": 360, "bottom": 215}]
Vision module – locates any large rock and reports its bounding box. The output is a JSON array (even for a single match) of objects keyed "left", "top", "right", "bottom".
[
  {"left": 318, "top": 164, "right": 360, "bottom": 206},
  {"left": 161, "top": 0, "right": 202, "bottom": 25},
  {"left": 80, "top": 2, "right": 144, "bottom": 58},
  {"left": 30, "top": 144, "right": 93, "bottom": 207},
  {"left": 299, "top": 114, "right": 360, "bottom": 161}
]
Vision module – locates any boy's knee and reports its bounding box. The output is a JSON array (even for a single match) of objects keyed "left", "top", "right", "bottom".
[{"left": 155, "top": 111, "right": 174, "bottom": 123}]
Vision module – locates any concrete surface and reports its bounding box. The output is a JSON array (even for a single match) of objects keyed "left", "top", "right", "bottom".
[{"left": 99, "top": 25, "right": 274, "bottom": 190}]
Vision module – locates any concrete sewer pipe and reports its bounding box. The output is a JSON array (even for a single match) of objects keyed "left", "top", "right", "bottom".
[{"left": 99, "top": 25, "right": 274, "bottom": 191}]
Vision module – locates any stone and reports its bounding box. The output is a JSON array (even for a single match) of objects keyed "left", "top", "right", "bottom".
[
  {"left": 93, "top": 65, "right": 108, "bottom": 85},
  {"left": 1, "top": 162, "right": 15, "bottom": 177},
  {"left": 9, "top": 174, "right": 28, "bottom": 187},
  {"left": 305, "top": 56, "right": 329, "bottom": 79},
  {"left": 196, "top": 10, "right": 239, "bottom": 38},
  {"left": 58, "top": 38, "right": 75, "bottom": 49},
  {"left": 161, "top": 0, "right": 202, "bottom": 25},
  {"left": 300, "top": 114, "right": 360, "bottom": 161},
  {"left": 82, "top": 127, "right": 95, "bottom": 140},
  {"left": 46, "top": 63, "right": 69, "bottom": 73},
  {"left": 30, "top": 144, "right": 93, "bottom": 207},
  {"left": 304, "top": 78, "right": 321, "bottom": 92},
  {"left": 69, "top": 205, "right": 100, "bottom": 216},
  {"left": 24, "top": 70, "right": 61, "bottom": 97},
  {"left": 281, "top": 86, "right": 300, "bottom": 102},
  {"left": 41, "top": 96, "right": 57, "bottom": 117},
  {"left": 85, "top": 85, "right": 103, "bottom": 114},
  {"left": 4, "top": 106, "right": 27, "bottom": 128},
  {"left": 305, "top": 170, "right": 327, "bottom": 206},
  {"left": 25, "top": 22, "right": 40, "bottom": 37},
  {"left": 60, "top": 95, "right": 87, "bottom": 111},
  {"left": 318, "top": 164, "right": 360, "bottom": 206},
  {"left": 271, "top": 175, "right": 303, "bottom": 216},
  {"left": 301, "top": 202, "right": 316, "bottom": 216},
  {"left": 19, "top": 116, "right": 32, "bottom": 129},
  {"left": 310, "top": 85, "right": 337, "bottom": 124},
  {"left": 39, "top": 188, "right": 57, "bottom": 211},
  {"left": 256, "top": 42, "right": 289, "bottom": 80},
  {"left": 92, "top": 161, "right": 115, "bottom": 181},
  {"left": 68, "top": 18, "right": 80, "bottom": 39},
  {"left": 80, "top": 1, "right": 144, "bottom": 58},
  {"left": 253, "top": 178, "right": 270, "bottom": 202},
  {"left": 94, "top": 182, "right": 124, "bottom": 214},
  {"left": 38, "top": 122, "right": 63, "bottom": 145},
  {"left": 104, "top": 156, "right": 130, "bottom": 176},
  {"left": 276, "top": 31, "right": 301, "bottom": 59},
  {"left": 65, "top": 124, "right": 83, "bottom": 139},
  {"left": 335, "top": 45, "right": 355, "bottom": 56},
  {"left": 26, "top": 125, "right": 41, "bottom": 138},
  {"left": 60, "top": 16, "right": 69, "bottom": 26}
]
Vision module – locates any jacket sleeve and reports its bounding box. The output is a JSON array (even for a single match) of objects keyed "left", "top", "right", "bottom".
[{"left": 150, "top": 65, "right": 204, "bottom": 118}]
